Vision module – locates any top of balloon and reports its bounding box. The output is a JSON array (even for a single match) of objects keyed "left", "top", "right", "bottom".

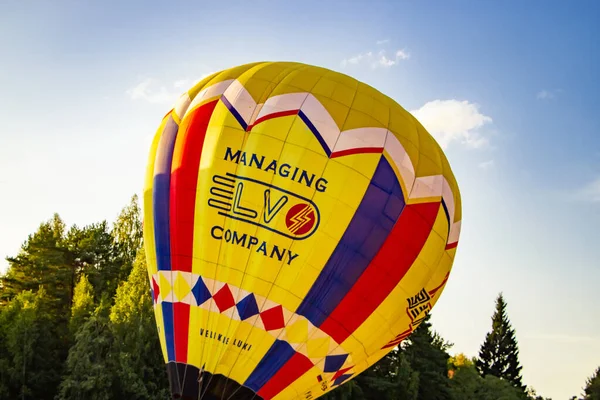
[{"left": 168, "top": 61, "right": 461, "bottom": 221}]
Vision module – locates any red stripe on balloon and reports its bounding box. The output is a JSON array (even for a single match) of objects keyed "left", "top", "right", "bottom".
[
  {"left": 247, "top": 109, "right": 299, "bottom": 131},
  {"left": 320, "top": 202, "right": 441, "bottom": 344},
  {"left": 330, "top": 147, "right": 383, "bottom": 158},
  {"left": 257, "top": 352, "right": 314, "bottom": 400},
  {"left": 173, "top": 303, "right": 190, "bottom": 362},
  {"left": 169, "top": 100, "right": 218, "bottom": 272},
  {"left": 169, "top": 100, "right": 218, "bottom": 364},
  {"left": 445, "top": 241, "right": 458, "bottom": 250}
]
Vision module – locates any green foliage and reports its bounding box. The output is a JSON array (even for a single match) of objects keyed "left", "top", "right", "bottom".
[
  {"left": 0, "top": 288, "right": 64, "bottom": 400},
  {"left": 111, "top": 194, "right": 143, "bottom": 283},
  {"left": 1, "top": 214, "right": 72, "bottom": 315},
  {"left": 69, "top": 274, "right": 94, "bottom": 335},
  {"left": 55, "top": 251, "right": 169, "bottom": 400},
  {"left": 449, "top": 357, "right": 482, "bottom": 400},
  {"left": 448, "top": 352, "right": 476, "bottom": 369},
  {"left": 109, "top": 251, "right": 169, "bottom": 400},
  {"left": 449, "top": 358, "right": 530, "bottom": 400},
  {"left": 56, "top": 300, "right": 120, "bottom": 400},
  {"left": 321, "top": 379, "right": 365, "bottom": 400},
  {"left": 582, "top": 366, "right": 600, "bottom": 400},
  {"left": 335, "top": 347, "right": 418, "bottom": 400},
  {"left": 477, "top": 375, "right": 529, "bottom": 400},
  {"left": 402, "top": 313, "right": 453, "bottom": 400},
  {"left": 65, "top": 221, "right": 118, "bottom": 300},
  {"left": 476, "top": 292, "right": 525, "bottom": 390},
  {"left": 525, "top": 386, "right": 553, "bottom": 400}
]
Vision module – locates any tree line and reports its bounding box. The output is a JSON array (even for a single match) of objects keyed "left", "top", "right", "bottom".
[{"left": 0, "top": 195, "right": 598, "bottom": 400}]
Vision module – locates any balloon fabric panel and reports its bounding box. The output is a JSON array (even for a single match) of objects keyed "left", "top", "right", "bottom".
[{"left": 143, "top": 61, "right": 462, "bottom": 400}]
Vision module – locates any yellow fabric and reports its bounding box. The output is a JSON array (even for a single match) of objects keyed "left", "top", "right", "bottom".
[{"left": 144, "top": 61, "right": 462, "bottom": 399}]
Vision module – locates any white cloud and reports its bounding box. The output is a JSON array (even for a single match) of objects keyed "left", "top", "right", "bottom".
[
  {"left": 342, "top": 51, "right": 372, "bottom": 66},
  {"left": 395, "top": 49, "right": 410, "bottom": 60},
  {"left": 173, "top": 72, "right": 215, "bottom": 89},
  {"left": 127, "top": 72, "right": 215, "bottom": 104},
  {"left": 479, "top": 160, "right": 495, "bottom": 169},
  {"left": 341, "top": 48, "right": 410, "bottom": 69},
  {"left": 126, "top": 78, "right": 180, "bottom": 104},
  {"left": 573, "top": 177, "right": 600, "bottom": 203},
  {"left": 537, "top": 89, "right": 562, "bottom": 100},
  {"left": 410, "top": 99, "right": 493, "bottom": 149},
  {"left": 173, "top": 79, "right": 193, "bottom": 89}
]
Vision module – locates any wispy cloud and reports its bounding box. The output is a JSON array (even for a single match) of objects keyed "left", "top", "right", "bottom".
[
  {"left": 536, "top": 89, "right": 561, "bottom": 100},
  {"left": 342, "top": 49, "right": 410, "bottom": 69},
  {"left": 173, "top": 72, "right": 215, "bottom": 90},
  {"left": 342, "top": 40, "right": 410, "bottom": 69},
  {"left": 126, "top": 78, "right": 179, "bottom": 104},
  {"left": 173, "top": 79, "right": 193, "bottom": 89},
  {"left": 572, "top": 177, "right": 600, "bottom": 203},
  {"left": 410, "top": 99, "right": 493, "bottom": 149},
  {"left": 127, "top": 72, "right": 215, "bottom": 104},
  {"left": 479, "top": 160, "right": 495, "bottom": 169}
]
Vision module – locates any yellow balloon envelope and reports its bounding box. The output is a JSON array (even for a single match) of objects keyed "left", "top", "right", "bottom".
[{"left": 143, "top": 61, "right": 462, "bottom": 400}]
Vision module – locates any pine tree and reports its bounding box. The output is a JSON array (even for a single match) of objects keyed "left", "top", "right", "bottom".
[
  {"left": 402, "top": 313, "right": 453, "bottom": 400},
  {"left": 476, "top": 292, "right": 524, "bottom": 390},
  {"left": 1, "top": 214, "right": 71, "bottom": 313},
  {"left": 582, "top": 366, "right": 600, "bottom": 400}
]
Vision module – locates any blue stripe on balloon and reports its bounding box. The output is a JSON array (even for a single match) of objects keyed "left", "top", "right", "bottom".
[
  {"left": 162, "top": 302, "right": 176, "bottom": 361},
  {"left": 221, "top": 96, "right": 248, "bottom": 131},
  {"left": 152, "top": 116, "right": 179, "bottom": 361},
  {"left": 153, "top": 116, "right": 179, "bottom": 272},
  {"left": 244, "top": 340, "right": 296, "bottom": 392},
  {"left": 244, "top": 157, "right": 404, "bottom": 390},
  {"left": 440, "top": 197, "right": 451, "bottom": 237},
  {"left": 298, "top": 110, "right": 331, "bottom": 157},
  {"left": 296, "top": 156, "right": 404, "bottom": 327}
]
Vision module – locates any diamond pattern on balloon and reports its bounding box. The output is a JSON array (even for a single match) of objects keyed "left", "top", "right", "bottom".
[
  {"left": 159, "top": 272, "right": 172, "bottom": 301},
  {"left": 260, "top": 305, "right": 285, "bottom": 331},
  {"left": 324, "top": 354, "right": 349, "bottom": 373},
  {"left": 150, "top": 272, "right": 357, "bottom": 380},
  {"left": 174, "top": 272, "right": 191, "bottom": 301},
  {"left": 191, "top": 277, "right": 211, "bottom": 306},
  {"left": 285, "top": 318, "right": 309, "bottom": 343},
  {"left": 212, "top": 284, "right": 236, "bottom": 313},
  {"left": 307, "top": 336, "right": 331, "bottom": 359},
  {"left": 237, "top": 294, "right": 260, "bottom": 320},
  {"left": 152, "top": 277, "right": 160, "bottom": 303}
]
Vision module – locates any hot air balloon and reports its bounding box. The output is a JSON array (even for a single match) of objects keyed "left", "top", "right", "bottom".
[{"left": 143, "top": 61, "right": 461, "bottom": 400}]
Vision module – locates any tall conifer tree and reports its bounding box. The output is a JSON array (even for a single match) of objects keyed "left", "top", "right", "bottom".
[{"left": 476, "top": 293, "right": 524, "bottom": 390}]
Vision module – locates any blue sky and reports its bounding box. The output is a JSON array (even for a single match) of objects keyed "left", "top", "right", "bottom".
[{"left": 1, "top": 0, "right": 598, "bottom": 398}]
